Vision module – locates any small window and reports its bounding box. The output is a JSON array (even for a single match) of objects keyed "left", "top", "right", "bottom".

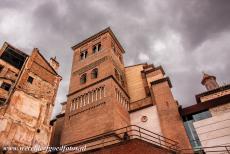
[
  {"left": 27, "top": 76, "right": 34, "bottom": 84},
  {"left": 80, "top": 73, "right": 87, "bottom": 84},
  {"left": 0, "top": 98, "right": 6, "bottom": 105},
  {"left": 91, "top": 68, "right": 98, "bottom": 79},
  {"left": 80, "top": 50, "right": 88, "bottom": 60},
  {"left": 0, "top": 82, "right": 11, "bottom": 91},
  {"left": 93, "top": 43, "right": 102, "bottom": 53},
  {"left": 36, "top": 129, "right": 41, "bottom": 133},
  {"left": 0, "top": 65, "right": 3, "bottom": 72}
]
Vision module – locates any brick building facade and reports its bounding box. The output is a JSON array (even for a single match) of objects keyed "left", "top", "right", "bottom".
[
  {"left": 50, "top": 27, "right": 191, "bottom": 153},
  {"left": 0, "top": 42, "right": 61, "bottom": 152}
]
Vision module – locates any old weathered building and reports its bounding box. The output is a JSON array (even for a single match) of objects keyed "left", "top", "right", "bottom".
[
  {"left": 51, "top": 27, "right": 191, "bottom": 154},
  {"left": 0, "top": 42, "right": 61, "bottom": 151}
]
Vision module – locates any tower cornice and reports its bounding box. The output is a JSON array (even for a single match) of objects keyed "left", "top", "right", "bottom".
[{"left": 71, "top": 27, "right": 125, "bottom": 53}]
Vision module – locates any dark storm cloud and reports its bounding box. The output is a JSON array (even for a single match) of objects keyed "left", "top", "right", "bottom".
[
  {"left": 0, "top": 0, "right": 229, "bottom": 116},
  {"left": 0, "top": 0, "right": 25, "bottom": 9},
  {"left": 170, "top": 0, "right": 230, "bottom": 49}
]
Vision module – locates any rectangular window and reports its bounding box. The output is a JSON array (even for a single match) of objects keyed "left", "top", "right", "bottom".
[
  {"left": 27, "top": 76, "right": 34, "bottom": 84},
  {"left": 0, "top": 82, "right": 11, "bottom": 91}
]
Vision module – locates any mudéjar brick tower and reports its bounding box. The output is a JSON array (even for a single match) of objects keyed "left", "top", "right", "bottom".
[{"left": 60, "top": 28, "right": 130, "bottom": 145}]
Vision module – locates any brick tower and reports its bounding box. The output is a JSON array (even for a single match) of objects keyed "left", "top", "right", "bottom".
[
  {"left": 60, "top": 28, "right": 130, "bottom": 146},
  {"left": 201, "top": 72, "right": 219, "bottom": 90}
]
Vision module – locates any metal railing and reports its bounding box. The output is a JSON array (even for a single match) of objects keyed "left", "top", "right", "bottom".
[
  {"left": 65, "top": 125, "right": 180, "bottom": 153},
  {"left": 181, "top": 145, "right": 230, "bottom": 154}
]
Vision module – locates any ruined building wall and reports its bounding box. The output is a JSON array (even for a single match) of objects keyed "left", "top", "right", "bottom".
[
  {"left": 0, "top": 59, "right": 19, "bottom": 114},
  {"left": 0, "top": 43, "right": 61, "bottom": 148}
]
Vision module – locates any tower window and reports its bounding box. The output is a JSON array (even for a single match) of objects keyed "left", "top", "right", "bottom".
[
  {"left": 80, "top": 50, "right": 88, "bottom": 60},
  {"left": 93, "top": 43, "right": 102, "bottom": 53},
  {"left": 91, "top": 68, "right": 98, "bottom": 79},
  {"left": 27, "top": 76, "right": 34, "bottom": 84},
  {"left": 80, "top": 73, "right": 87, "bottom": 84},
  {"left": 0, "top": 82, "right": 11, "bottom": 91}
]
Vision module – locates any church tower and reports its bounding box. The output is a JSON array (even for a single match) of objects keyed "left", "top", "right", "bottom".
[
  {"left": 60, "top": 28, "right": 130, "bottom": 146},
  {"left": 201, "top": 72, "right": 219, "bottom": 91}
]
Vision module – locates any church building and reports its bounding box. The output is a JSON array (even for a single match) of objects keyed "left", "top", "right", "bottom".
[{"left": 50, "top": 27, "right": 192, "bottom": 154}]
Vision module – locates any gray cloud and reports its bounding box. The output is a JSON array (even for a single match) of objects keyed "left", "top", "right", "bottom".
[{"left": 0, "top": 0, "right": 229, "bottom": 117}]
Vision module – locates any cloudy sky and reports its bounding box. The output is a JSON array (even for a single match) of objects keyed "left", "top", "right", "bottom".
[{"left": 0, "top": 0, "right": 230, "bottom": 117}]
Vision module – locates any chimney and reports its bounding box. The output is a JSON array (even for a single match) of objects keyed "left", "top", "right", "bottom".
[{"left": 49, "top": 56, "right": 59, "bottom": 71}]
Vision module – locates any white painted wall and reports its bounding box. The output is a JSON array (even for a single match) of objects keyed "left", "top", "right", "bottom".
[
  {"left": 130, "top": 105, "right": 162, "bottom": 135},
  {"left": 194, "top": 112, "right": 230, "bottom": 152}
]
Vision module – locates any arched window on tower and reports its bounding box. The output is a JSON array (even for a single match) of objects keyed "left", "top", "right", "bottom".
[
  {"left": 91, "top": 68, "right": 98, "bottom": 79},
  {"left": 80, "top": 73, "right": 87, "bottom": 84},
  {"left": 80, "top": 50, "right": 88, "bottom": 60},
  {"left": 93, "top": 43, "right": 102, "bottom": 53}
]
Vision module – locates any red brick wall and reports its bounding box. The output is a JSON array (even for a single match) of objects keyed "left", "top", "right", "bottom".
[
  {"left": 61, "top": 78, "right": 130, "bottom": 145},
  {"left": 62, "top": 31, "right": 130, "bottom": 146},
  {"left": 50, "top": 116, "right": 64, "bottom": 147},
  {"left": 84, "top": 139, "right": 176, "bottom": 154},
  {"left": 151, "top": 80, "right": 191, "bottom": 149}
]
